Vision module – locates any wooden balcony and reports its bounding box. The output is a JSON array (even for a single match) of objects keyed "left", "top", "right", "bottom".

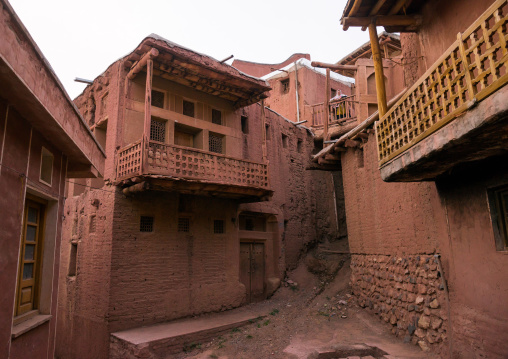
[
  {"left": 116, "top": 139, "right": 272, "bottom": 201},
  {"left": 309, "top": 96, "right": 358, "bottom": 128},
  {"left": 376, "top": 0, "right": 508, "bottom": 181}
]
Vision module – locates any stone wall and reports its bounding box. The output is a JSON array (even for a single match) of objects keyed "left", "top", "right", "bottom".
[{"left": 350, "top": 254, "right": 447, "bottom": 353}]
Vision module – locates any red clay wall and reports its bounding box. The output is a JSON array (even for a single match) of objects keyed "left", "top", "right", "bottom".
[
  {"left": 341, "top": 133, "right": 451, "bottom": 353},
  {"left": 435, "top": 159, "right": 508, "bottom": 358},
  {"left": 0, "top": 102, "right": 66, "bottom": 359},
  {"left": 232, "top": 53, "right": 311, "bottom": 78}
]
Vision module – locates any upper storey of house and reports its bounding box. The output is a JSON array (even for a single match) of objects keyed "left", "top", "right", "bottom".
[
  {"left": 75, "top": 35, "right": 273, "bottom": 201},
  {"left": 0, "top": 0, "right": 105, "bottom": 178},
  {"left": 341, "top": 0, "right": 508, "bottom": 182}
]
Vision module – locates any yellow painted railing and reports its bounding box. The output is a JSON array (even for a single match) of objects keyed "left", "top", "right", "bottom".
[{"left": 376, "top": 0, "right": 508, "bottom": 166}]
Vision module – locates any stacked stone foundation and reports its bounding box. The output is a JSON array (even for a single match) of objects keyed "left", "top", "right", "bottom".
[{"left": 350, "top": 254, "right": 448, "bottom": 352}]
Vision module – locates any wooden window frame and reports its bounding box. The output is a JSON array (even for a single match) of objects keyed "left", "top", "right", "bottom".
[
  {"left": 39, "top": 147, "right": 53, "bottom": 186},
  {"left": 151, "top": 87, "right": 166, "bottom": 109},
  {"left": 150, "top": 117, "right": 167, "bottom": 143},
  {"left": 211, "top": 108, "right": 222, "bottom": 125},
  {"left": 14, "top": 196, "right": 47, "bottom": 323},
  {"left": 182, "top": 99, "right": 196, "bottom": 118},
  {"left": 488, "top": 184, "right": 508, "bottom": 251}
]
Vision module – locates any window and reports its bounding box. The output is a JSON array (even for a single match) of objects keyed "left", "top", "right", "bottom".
[
  {"left": 214, "top": 220, "right": 225, "bottom": 234},
  {"left": 241, "top": 116, "right": 249, "bottom": 134},
  {"left": 282, "top": 134, "right": 288, "bottom": 148},
  {"left": 209, "top": 132, "right": 223, "bottom": 154},
  {"left": 265, "top": 124, "right": 271, "bottom": 140},
  {"left": 183, "top": 100, "right": 195, "bottom": 117},
  {"left": 140, "top": 216, "right": 154, "bottom": 232},
  {"left": 89, "top": 215, "right": 96, "bottom": 233},
  {"left": 212, "top": 109, "right": 222, "bottom": 125},
  {"left": 151, "top": 90, "right": 165, "bottom": 108},
  {"left": 150, "top": 118, "right": 166, "bottom": 142},
  {"left": 40, "top": 147, "right": 53, "bottom": 185},
  {"left": 245, "top": 217, "right": 254, "bottom": 231},
  {"left": 331, "top": 88, "right": 336, "bottom": 99},
  {"left": 488, "top": 185, "right": 508, "bottom": 251},
  {"left": 281, "top": 79, "right": 290, "bottom": 94},
  {"left": 101, "top": 93, "right": 108, "bottom": 115},
  {"left": 178, "top": 217, "right": 190, "bottom": 232},
  {"left": 297, "top": 139, "right": 303, "bottom": 153},
  {"left": 68, "top": 243, "right": 78, "bottom": 277},
  {"left": 15, "top": 199, "right": 45, "bottom": 316}
]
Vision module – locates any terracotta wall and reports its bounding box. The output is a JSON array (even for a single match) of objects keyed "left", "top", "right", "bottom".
[
  {"left": 0, "top": 102, "right": 66, "bottom": 359},
  {"left": 435, "top": 158, "right": 508, "bottom": 359},
  {"left": 232, "top": 53, "right": 311, "bottom": 78}
]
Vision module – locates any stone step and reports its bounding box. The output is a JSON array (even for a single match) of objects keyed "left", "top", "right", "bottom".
[{"left": 110, "top": 308, "right": 265, "bottom": 359}]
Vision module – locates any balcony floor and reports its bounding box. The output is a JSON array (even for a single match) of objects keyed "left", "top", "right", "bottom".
[
  {"left": 380, "top": 85, "right": 508, "bottom": 182},
  {"left": 119, "top": 175, "right": 273, "bottom": 202}
]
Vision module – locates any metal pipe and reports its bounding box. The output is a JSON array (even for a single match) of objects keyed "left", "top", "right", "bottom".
[
  {"left": 74, "top": 77, "right": 94, "bottom": 85},
  {"left": 294, "top": 61, "right": 300, "bottom": 123}
]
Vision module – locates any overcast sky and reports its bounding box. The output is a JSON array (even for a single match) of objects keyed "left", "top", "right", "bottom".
[{"left": 9, "top": 0, "right": 374, "bottom": 99}]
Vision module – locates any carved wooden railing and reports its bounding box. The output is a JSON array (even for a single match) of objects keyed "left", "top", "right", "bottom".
[
  {"left": 117, "top": 140, "right": 269, "bottom": 189},
  {"left": 310, "top": 95, "right": 358, "bottom": 127},
  {"left": 376, "top": 0, "right": 508, "bottom": 166}
]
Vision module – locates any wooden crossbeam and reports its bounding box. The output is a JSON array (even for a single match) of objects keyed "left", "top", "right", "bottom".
[
  {"left": 127, "top": 48, "right": 159, "bottom": 80},
  {"left": 342, "top": 15, "right": 422, "bottom": 30},
  {"left": 311, "top": 61, "right": 357, "bottom": 71}
]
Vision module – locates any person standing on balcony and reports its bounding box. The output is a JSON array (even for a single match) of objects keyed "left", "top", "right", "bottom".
[{"left": 331, "top": 90, "right": 348, "bottom": 121}]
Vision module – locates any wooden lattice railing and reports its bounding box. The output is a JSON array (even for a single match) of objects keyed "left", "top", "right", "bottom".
[
  {"left": 376, "top": 0, "right": 508, "bottom": 166},
  {"left": 117, "top": 140, "right": 269, "bottom": 189},
  {"left": 309, "top": 95, "right": 358, "bottom": 127}
]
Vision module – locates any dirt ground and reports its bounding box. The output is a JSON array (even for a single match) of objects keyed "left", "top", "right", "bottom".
[{"left": 174, "top": 245, "right": 431, "bottom": 359}]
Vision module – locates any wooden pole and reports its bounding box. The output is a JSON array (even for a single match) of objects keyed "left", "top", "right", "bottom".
[
  {"left": 294, "top": 61, "right": 300, "bottom": 123},
  {"left": 324, "top": 69, "right": 330, "bottom": 141},
  {"left": 143, "top": 58, "right": 153, "bottom": 140},
  {"left": 261, "top": 99, "right": 267, "bottom": 162},
  {"left": 127, "top": 48, "right": 159, "bottom": 80},
  {"left": 368, "top": 22, "right": 388, "bottom": 117},
  {"left": 311, "top": 61, "right": 358, "bottom": 71}
]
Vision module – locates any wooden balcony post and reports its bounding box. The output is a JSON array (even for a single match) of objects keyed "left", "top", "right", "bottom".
[
  {"left": 261, "top": 99, "right": 267, "bottom": 162},
  {"left": 144, "top": 58, "right": 153, "bottom": 141},
  {"left": 368, "top": 21, "right": 388, "bottom": 117},
  {"left": 324, "top": 68, "right": 330, "bottom": 141}
]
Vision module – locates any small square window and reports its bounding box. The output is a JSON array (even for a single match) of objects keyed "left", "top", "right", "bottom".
[
  {"left": 183, "top": 100, "right": 195, "bottom": 117},
  {"left": 241, "top": 116, "right": 249, "bottom": 134},
  {"left": 488, "top": 185, "right": 508, "bottom": 251},
  {"left": 150, "top": 118, "right": 166, "bottom": 142},
  {"left": 140, "top": 216, "right": 154, "bottom": 232},
  {"left": 281, "top": 79, "right": 290, "bottom": 94},
  {"left": 152, "top": 90, "right": 165, "bottom": 108},
  {"left": 178, "top": 217, "right": 190, "bottom": 233},
  {"left": 212, "top": 109, "right": 222, "bottom": 125},
  {"left": 40, "top": 147, "right": 53, "bottom": 185},
  {"left": 209, "top": 133, "right": 223, "bottom": 154},
  {"left": 282, "top": 134, "right": 288, "bottom": 148},
  {"left": 214, "top": 220, "right": 224, "bottom": 234},
  {"left": 89, "top": 215, "right": 96, "bottom": 233}
]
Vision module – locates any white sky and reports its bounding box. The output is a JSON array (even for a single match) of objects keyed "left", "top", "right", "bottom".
[{"left": 9, "top": 0, "right": 375, "bottom": 99}]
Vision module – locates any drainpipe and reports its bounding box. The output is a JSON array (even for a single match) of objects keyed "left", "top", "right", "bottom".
[{"left": 294, "top": 61, "right": 300, "bottom": 123}]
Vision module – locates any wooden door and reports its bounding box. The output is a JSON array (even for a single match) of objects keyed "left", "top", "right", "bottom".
[{"left": 239, "top": 242, "right": 265, "bottom": 303}]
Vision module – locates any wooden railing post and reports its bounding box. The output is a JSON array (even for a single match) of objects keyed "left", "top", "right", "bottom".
[
  {"left": 457, "top": 32, "right": 476, "bottom": 100},
  {"left": 368, "top": 21, "right": 388, "bottom": 117},
  {"left": 324, "top": 68, "right": 330, "bottom": 141}
]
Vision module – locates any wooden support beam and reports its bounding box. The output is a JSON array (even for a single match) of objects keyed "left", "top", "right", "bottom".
[
  {"left": 355, "top": 132, "right": 369, "bottom": 140},
  {"left": 334, "top": 146, "right": 347, "bottom": 152},
  {"left": 325, "top": 153, "right": 340, "bottom": 161},
  {"left": 345, "top": 139, "right": 361, "bottom": 148},
  {"left": 311, "top": 61, "right": 358, "bottom": 71},
  {"left": 123, "top": 182, "right": 149, "bottom": 195},
  {"left": 349, "top": 0, "right": 363, "bottom": 17},
  {"left": 143, "top": 58, "right": 153, "bottom": 170},
  {"left": 388, "top": 0, "right": 407, "bottom": 15},
  {"left": 369, "top": 0, "right": 387, "bottom": 15},
  {"left": 261, "top": 100, "right": 267, "bottom": 162},
  {"left": 127, "top": 48, "right": 159, "bottom": 80},
  {"left": 368, "top": 22, "right": 388, "bottom": 117},
  {"left": 342, "top": 15, "right": 422, "bottom": 30},
  {"left": 318, "top": 157, "right": 339, "bottom": 166},
  {"left": 324, "top": 68, "right": 330, "bottom": 142}
]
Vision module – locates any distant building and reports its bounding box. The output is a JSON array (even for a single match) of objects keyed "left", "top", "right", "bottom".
[{"left": 0, "top": 1, "right": 105, "bottom": 358}]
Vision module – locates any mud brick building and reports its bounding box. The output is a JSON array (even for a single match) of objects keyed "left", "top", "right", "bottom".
[
  {"left": 0, "top": 1, "right": 105, "bottom": 358},
  {"left": 313, "top": 0, "right": 508, "bottom": 357},
  {"left": 56, "top": 35, "right": 344, "bottom": 358}
]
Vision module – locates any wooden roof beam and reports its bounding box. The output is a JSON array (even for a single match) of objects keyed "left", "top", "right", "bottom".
[
  {"left": 369, "top": 0, "right": 388, "bottom": 16},
  {"left": 311, "top": 61, "right": 358, "bottom": 71},
  {"left": 342, "top": 15, "right": 422, "bottom": 31},
  {"left": 127, "top": 48, "right": 159, "bottom": 80},
  {"left": 388, "top": 0, "right": 410, "bottom": 15}
]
